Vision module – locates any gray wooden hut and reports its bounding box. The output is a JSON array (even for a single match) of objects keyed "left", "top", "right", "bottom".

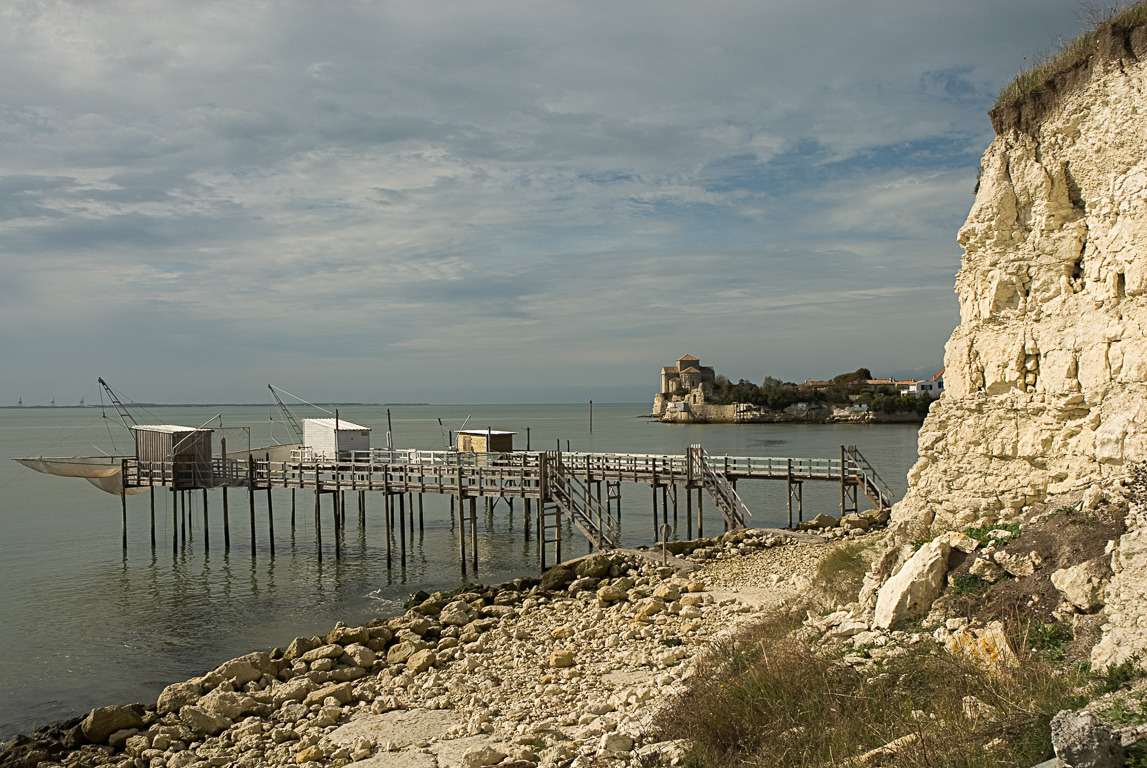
[{"left": 131, "top": 425, "right": 213, "bottom": 489}]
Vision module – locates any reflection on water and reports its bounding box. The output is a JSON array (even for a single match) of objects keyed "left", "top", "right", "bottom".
[{"left": 0, "top": 404, "right": 921, "bottom": 738}]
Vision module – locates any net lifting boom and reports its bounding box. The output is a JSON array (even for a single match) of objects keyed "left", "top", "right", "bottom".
[{"left": 97, "top": 378, "right": 135, "bottom": 429}]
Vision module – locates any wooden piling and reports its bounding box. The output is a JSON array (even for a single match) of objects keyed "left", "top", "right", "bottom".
[
  {"left": 398, "top": 493, "right": 407, "bottom": 568},
  {"left": 697, "top": 488, "right": 703, "bottom": 538},
  {"left": 266, "top": 454, "right": 274, "bottom": 557},
  {"left": 121, "top": 481, "right": 127, "bottom": 552},
  {"left": 418, "top": 495, "right": 424, "bottom": 533},
  {"left": 385, "top": 494, "right": 392, "bottom": 568},
  {"left": 314, "top": 487, "right": 322, "bottom": 563},
  {"left": 247, "top": 455, "right": 256, "bottom": 557},
  {"left": 202, "top": 487, "right": 209, "bottom": 553},
  {"left": 172, "top": 488, "right": 177, "bottom": 555},
  {"left": 332, "top": 492, "right": 341, "bottom": 562},
  {"left": 470, "top": 497, "right": 478, "bottom": 573},
  {"left": 222, "top": 486, "right": 230, "bottom": 550},
  {"left": 150, "top": 487, "right": 156, "bottom": 548}
]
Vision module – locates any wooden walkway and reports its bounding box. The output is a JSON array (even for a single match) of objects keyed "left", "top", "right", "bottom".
[{"left": 119, "top": 444, "right": 893, "bottom": 572}]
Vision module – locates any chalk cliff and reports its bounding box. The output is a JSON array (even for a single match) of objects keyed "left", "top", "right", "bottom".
[{"left": 894, "top": 21, "right": 1147, "bottom": 537}]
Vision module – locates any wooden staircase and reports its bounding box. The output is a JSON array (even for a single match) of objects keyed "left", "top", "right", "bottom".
[{"left": 689, "top": 445, "right": 751, "bottom": 529}]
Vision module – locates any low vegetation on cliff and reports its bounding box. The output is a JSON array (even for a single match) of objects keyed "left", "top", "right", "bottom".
[{"left": 996, "top": 2, "right": 1147, "bottom": 107}]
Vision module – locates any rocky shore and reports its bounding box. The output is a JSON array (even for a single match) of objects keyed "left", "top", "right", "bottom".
[{"left": 0, "top": 527, "right": 840, "bottom": 768}]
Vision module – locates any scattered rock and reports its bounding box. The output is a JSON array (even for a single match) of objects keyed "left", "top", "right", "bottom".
[
  {"left": 80, "top": 704, "right": 144, "bottom": 744},
  {"left": 874, "top": 539, "right": 952, "bottom": 629},
  {"left": 1051, "top": 710, "right": 1124, "bottom": 768},
  {"left": 1051, "top": 558, "right": 1110, "bottom": 613}
]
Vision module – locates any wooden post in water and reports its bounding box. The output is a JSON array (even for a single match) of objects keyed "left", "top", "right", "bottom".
[
  {"left": 418, "top": 495, "right": 424, "bottom": 533},
  {"left": 150, "top": 487, "right": 156, "bottom": 548},
  {"left": 524, "top": 498, "right": 531, "bottom": 540},
  {"left": 332, "top": 492, "right": 341, "bottom": 562},
  {"left": 181, "top": 490, "right": 187, "bottom": 549},
  {"left": 399, "top": 493, "right": 406, "bottom": 569},
  {"left": 292, "top": 489, "right": 297, "bottom": 531},
  {"left": 223, "top": 486, "right": 230, "bottom": 549},
  {"left": 170, "top": 488, "right": 177, "bottom": 554},
  {"left": 470, "top": 497, "right": 478, "bottom": 573},
  {"left": 120, "top": 474, "right": 128, "bottom": 552},
  {"left": 221, "top": 437, "right": 230, "bottom": 550},
  {"left": 409, "top": 493, "right": 414, "bottom": 536},
  {"left": 385, "top": 494, "right": 392, "bottom": 569},
  {"left": 697, "top": 488, "right": 703, "bottom": 538},
  {"left": 457, "top": 466, "right": 467, "bottom": 575},
  {"left": 202, "top": 487, "right": 209, "bottom": 553},
  {"left": 266, "top": 453, "right": 274, "bottom": 557},
  {"left": 314, "top": 486, "right": 322, "bottom": 563},
  {"left": 247, "top": 455, "right": 256, "bottom": 557}
]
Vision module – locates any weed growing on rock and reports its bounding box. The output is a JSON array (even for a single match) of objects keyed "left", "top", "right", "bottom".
[
  {"left": 964, "top": 522, "right": 1020, "bottom": 545},
  {"left": 813, "top": 541, "right": 870, "bottom": 598},
  {"left": 949, "top": 573, "right": 990, "bottom": 598}
]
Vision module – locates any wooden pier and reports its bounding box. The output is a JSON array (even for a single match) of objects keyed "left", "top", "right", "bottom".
[{"left": 115, "top": 444, "right": 893, "bottom": 573}]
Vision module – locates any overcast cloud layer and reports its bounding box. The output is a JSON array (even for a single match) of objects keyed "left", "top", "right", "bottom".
[{"left": 0, "top": 1, "right": 1099, "bottom": 404}]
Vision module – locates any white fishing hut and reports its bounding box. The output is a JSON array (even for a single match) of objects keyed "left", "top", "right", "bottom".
[
  {"left": 456, "top": 429, "right": 515, "bottom": 453},
  {"left": 131, "top": 425, "right": 213, "bottom": 489},
  {"left": 303, "top": 418, "right": 371, "bottom": 459}
]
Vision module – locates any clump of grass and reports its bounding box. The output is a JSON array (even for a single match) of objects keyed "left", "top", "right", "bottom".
[
  {"left": 813, "top": 541, "right": 870, "bottom": 600},
  {"left": 964, "top": 522, "right": 1021, "bottom": 545},
  {"left": 1021, "top": 620, "right": 1074, "bottom": 663},
  {"left": 996, "top": 2, "right": 1147, "bottom": 106},
  {"left": 652, "top": 610, "right": 1085, "bottom": 768},
  {"left": 949, "top": 573, "right": 990, "bottom": 597},
  {"left": 1095, "top": 656, "right": 1144, "bottom": 695}
]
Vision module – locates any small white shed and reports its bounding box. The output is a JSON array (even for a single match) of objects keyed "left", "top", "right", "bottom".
[{"left": 303, "top": 418, "right": 371, "bottom": 458}]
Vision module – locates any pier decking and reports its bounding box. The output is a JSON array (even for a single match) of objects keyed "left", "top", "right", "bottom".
[{"left": 112, "top": 444, "right": 893, "bottom": 573}]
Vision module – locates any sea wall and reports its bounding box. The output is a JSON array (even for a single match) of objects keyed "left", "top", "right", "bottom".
[{"left": 893, "top": 21, "right": 1147, "bottom": 536}]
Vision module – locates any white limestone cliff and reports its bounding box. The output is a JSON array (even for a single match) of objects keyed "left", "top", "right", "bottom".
[{"left": 893, "top": 23, "right": 1147, "bottom": 537}]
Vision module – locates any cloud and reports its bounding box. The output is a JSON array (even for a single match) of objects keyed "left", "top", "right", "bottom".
[{"left": 0, "top": 0, "right": 1095, "bottom": 403}]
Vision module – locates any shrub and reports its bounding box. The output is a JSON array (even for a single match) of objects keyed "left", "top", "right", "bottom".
[{"left": 653, "top": 610, "right": 1085, "bottom": 768}]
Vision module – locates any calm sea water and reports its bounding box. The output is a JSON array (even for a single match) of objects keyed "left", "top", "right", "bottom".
[{"left": 0, "top": 403, "right": 922, "bottom": 738}]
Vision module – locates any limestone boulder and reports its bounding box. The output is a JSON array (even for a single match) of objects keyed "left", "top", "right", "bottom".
[
  {"left": 993, "top": 549, "right": 1043, "bottom": 577},
  {"left": 440, "top": 601, "right": 475, "bottom": 627},
  {"left": 406, "top": 649, "right": 436, "bottom": 674},
  {"left": 841, "top": 513, "right": 871, "bottom": 531},
  {"left": 387, "top": 640, "right": 418, "bottom": 665},
  {"left": 461, "top": 745, "right": 506, "bottom": 768},
  {"left": 539, "top": 566, "right": 576, "bottom": 591},
  {"left": 874, "top": 539, "right": 951, "bottom": 629},
  {"left": 284, "top": 636, "right": 320, "bottom": 660},
  {"left": 81, "top": 704, "right": 144, "bottom": 744},
  {"left": 179, "top": 705, "right": 230, "bottom": 737},
  {"left": 939, "top": 620, "right": 1018, "bottom": 671},
  {"left": 270, "top": 677, "right": 317, "bottom": 707},
  {"left": 1051, "top": 558, "right": 1110, "bottom": 613},
  {"left": 212, "top": 651, "right": 274, "bottom": 686},
  {"left": 301, "top": 643, "right": 346, "bottom": 663},
  {"left": 326, "top": 623, "right": 370, "bottom": 646},
  {"left": 1051, "top": 710, "right": 1124, "bottom": 768},
  {"left": 575, "top": 553, "right": 612, "bottom": 579},
  {"left": 969, "top": 557, "right": 1007, "bottom": 583},
  {"left": 596, "top": 583, "right": 628, "bottom": 603},
  {"left": 550, "top": 649, "right": 575, "bottom": 668},
  {"left": 342, "top": 643, "right": 376, "bottom": 668},
  {"left": 303, "top": 681, "right": 354, "bottom": 707},
  {"left": 156, "top": 680, "right": 202, "bottom": 715},
  {"left": 807, "top": 513, "right": 839, "bottom": 530}
]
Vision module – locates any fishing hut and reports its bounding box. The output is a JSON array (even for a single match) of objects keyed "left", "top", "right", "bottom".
[
  {"left": 302, "top": 418, "right": 370, "bottom": 458},
  {"left": 456, "top": 429, "right": 515, "bottom": 453},
  {"left": 131, "top": 425, "right": 213, "bottom": 490}
]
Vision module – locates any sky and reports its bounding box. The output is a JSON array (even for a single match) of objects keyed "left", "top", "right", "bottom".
[{"left": 0, "top": 0, "right": 1106, "bottom": 405}]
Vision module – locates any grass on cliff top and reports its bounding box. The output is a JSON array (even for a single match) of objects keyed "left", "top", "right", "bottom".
[
  {"left": 996, "top": 1, "right": 1147, "bottom": 106},
  {"left": 653, "top": 609, "right": 1087, "bottom": 768}
]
